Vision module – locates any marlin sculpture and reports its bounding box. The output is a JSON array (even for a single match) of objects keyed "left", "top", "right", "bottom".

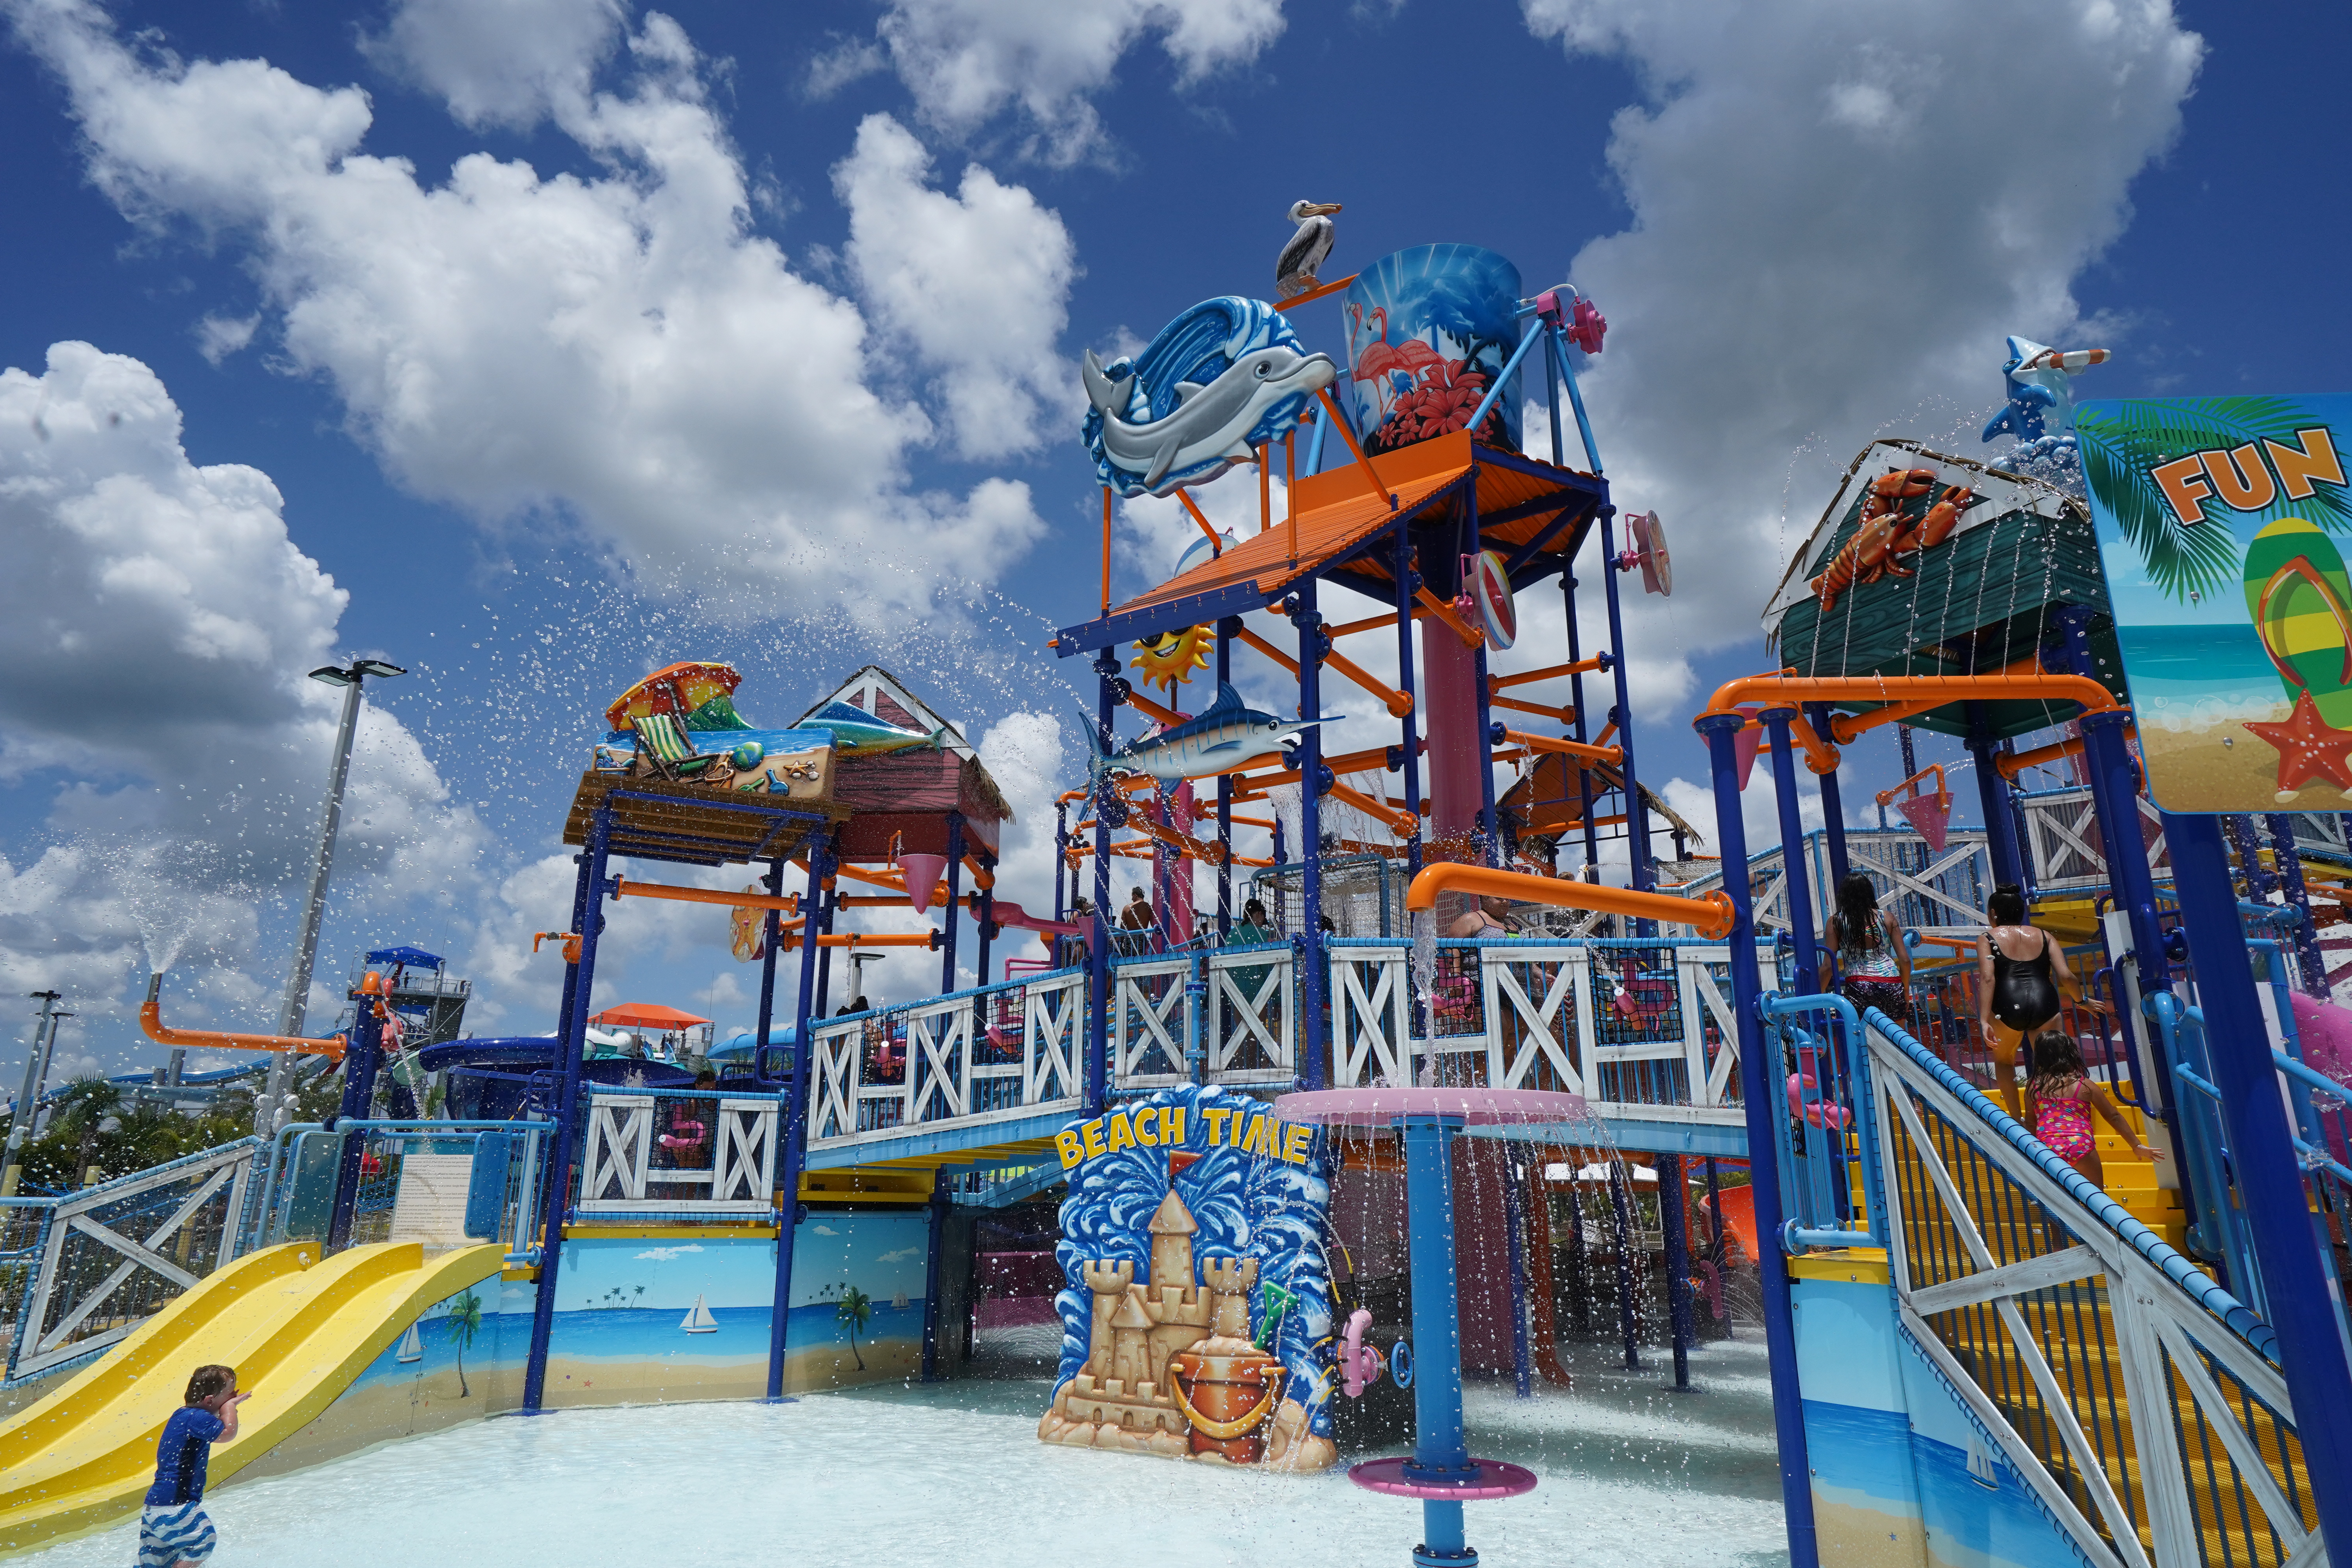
[
  {"left": 802, "top": 700, "right": 946, "bottom": 756},
  {"left": 1083, "top": 343, "right": 1337, "bottom": 496},
  {"left": 1079, "top": 681, "right": 1337, "bottom": 783}
]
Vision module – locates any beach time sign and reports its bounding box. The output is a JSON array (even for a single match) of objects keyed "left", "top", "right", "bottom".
[{"left": 2079, "top": 396, "right": 2352, "bottom": 811}]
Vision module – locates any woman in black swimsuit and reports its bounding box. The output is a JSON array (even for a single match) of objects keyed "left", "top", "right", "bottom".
[{"left": 1976, "top": 884, "right": 2080, "bottom": 1119}]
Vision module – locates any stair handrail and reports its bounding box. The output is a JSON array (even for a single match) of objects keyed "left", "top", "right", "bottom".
[{"left": 1860, "top": 1003, "right": 2276, "bottom": 1361}]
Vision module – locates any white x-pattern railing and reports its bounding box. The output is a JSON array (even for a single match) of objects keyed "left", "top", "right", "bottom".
[
  {"left": 1327, "top": 940, "right": 1762, "bottom": 1127},
  {"left": 577, "top": 1092, "right": 780, "bottom": 1214},
  {"left": 806, "top": 970, "right": 1085, "bottom": 1154},
  {"left": 1861, "top": 1014, "right": 2319, "bottom": 1568},
  {"left": 13, "top": 1141, "right": 256, "bottom": 1377},
  {"left": 2021, "top": 785, "right": 2171, "bottom": 895}
]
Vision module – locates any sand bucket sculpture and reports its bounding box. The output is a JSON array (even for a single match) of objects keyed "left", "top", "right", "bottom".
[
  {"left": 1343, "top": 246, "right": 1523, "bottom": 456},
  {"left": 1166, "top": 1257, "right": 1285, "bottom": 1461}
]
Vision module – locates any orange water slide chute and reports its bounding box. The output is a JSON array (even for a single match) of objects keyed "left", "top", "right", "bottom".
[
  {"left": 1697, "top": 673, "right": 2127, "bottom": 773},
  {"left": 1405, "top": 863, "right": 1735, "bottom": 943},
  {"left": 140, "top": 973, "right": 345, "bottom": 1061}
]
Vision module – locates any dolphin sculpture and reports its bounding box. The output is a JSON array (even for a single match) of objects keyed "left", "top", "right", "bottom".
[
  {"left": 1083, "top": 343, "right": 1337, "bottom": 496},
  {"left": 1078, "top": 681, "right": 1338, "bottom": 783}
]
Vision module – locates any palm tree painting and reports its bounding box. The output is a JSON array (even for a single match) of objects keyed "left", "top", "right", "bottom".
[
  {"left": 824, "top": 1282, "right": 873, "bottom": 1370},
  {"left": 446, "top": 1289, "right": 483, "bottom": 1398}
]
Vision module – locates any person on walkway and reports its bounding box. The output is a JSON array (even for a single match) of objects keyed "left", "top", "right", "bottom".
[
  {"left": 1116, "top": 887, "right": 1154, "bottom": 956},
  {"left": 2026, "top": 1030, "right": 2157, "bottom": 1187},
  {"left": 140, "top": 1364, "right": 246, "bottom": 1568},
  {"left": 1822, "top": 871, "right": 1911, "bottom": 1020},
  {"left": 1977, "top": 884, "right": 2079, "bottom": 1119},
  {"left": 1448, "top": 895, "right": 1514, "bottom": 938}
]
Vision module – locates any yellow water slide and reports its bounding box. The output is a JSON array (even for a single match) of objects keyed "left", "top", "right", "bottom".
[{"left": 0, "top": 1240, "right": 503, "bottom": 1553}]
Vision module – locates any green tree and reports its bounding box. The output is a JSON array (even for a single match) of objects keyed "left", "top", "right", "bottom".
[
  {"left": 446, "top": 1289, "right": 483, "bottom": 1397},
  {"left": 49, "top": 1077, "right": 122, "bottom": 1189},
  {"left": 829, "top": 1283, "right": 872, "bottom": 1370}
]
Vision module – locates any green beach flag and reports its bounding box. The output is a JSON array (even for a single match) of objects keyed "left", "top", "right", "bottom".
[{"left": 2243, "top": 518, "right": 2352, "bottom": 728}]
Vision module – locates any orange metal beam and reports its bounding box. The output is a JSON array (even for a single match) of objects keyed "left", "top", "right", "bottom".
[
  {"left": 613, "top": 877, "right": 799, "bottom": 915},
  {"left": 1176, "top": 486, "right": 1223, "bottom": 551},
  {"left": 1498, "top": 729, "right": 1624, "bottom": 768},
  {"left": 779, "top": 931, "right": 939, "bottom": 952},
  {"left": 1405, "top": 864, "right": 1735, "bottom": 942},
  {"left": 1327, "top": 780, "right": 1419, "bottom": 837},
  {"left": 1490, "top": 693, "right": 1575, "bottom": 725},
  {"left": 1323, "top": 646, "right": 1413, "bottom": 717},
  {"left": 1100, "top": 487, "right": 1112, "bottom": 615},
  {"left": 1414, "top": 586, "right": 1483, "bottom": 651},
  {"left": 1996, "top": 735, "right": 2097, "bottom": 782},
  {"left": 1233, "top": 624, "right": 1300, "bottom": 677},
  {"left": 1491, "top": 659, "right": 1607, "bottom": 692},
  {"left": 1123, "top": 687, "right": 1187, "bottom": 728},
  {"left": 1826, "top": 698, "right": 1943, "bottom": 745},
  {"left": 1699, "top": 672, "right": 2125, "bottom": 775},
  {"left": 141, "top": 973, "right": 345, "bottom": 1061},
  {"left": 1875, "top": 764, "right": 1951, "bottom": 809},
  {"left": 1315, "top": 385, "right": 1397, "bottom": 511}
]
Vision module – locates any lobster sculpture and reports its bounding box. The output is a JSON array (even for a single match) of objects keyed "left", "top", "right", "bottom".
[{"left": 1811, "top": 467, "right": 1984, "bottom": 613}]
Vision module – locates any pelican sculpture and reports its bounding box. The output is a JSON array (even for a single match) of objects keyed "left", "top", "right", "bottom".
[{"left": 1276, "top": 200, "right": 1342, "bottom": 299}]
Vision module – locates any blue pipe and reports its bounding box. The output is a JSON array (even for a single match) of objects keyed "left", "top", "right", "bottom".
[
  {"left": 1763, "top": 711, "right": 1822, "bottom": 993},
  {"left": 1693, "top": 710, "right": 1818, "bottom": 1568},
  {"left": 1597, "top": 502, "right": 1651, "bottom": 913},
  {"left": 1089, "top": 652, "right": 1117, "bottom": 1111},
  {"left": 1294, "top": 581, "right": 1327, "bottom": 1089},
  {"left": 1549, "top": 327, "right": 1604, "bottom": 474},
  {"left": 1759, "top": 991, "right": 1887, "bottom": 1247},
  {"left": 1401, "top": 1113, "right": 1473, "bottom": 1563},
  {"left": 1463, "top": 324, "right": 1544, "bottom": 441},
  {"left": 323, "top": 979, "right": 388, "bottom": 1252},
  {"left": 2163, "top": 811, "right": 2352, "bottom": 1553},
  {"left": 1657, "top": 1149, "right": 1694, "bottom": 1390}
]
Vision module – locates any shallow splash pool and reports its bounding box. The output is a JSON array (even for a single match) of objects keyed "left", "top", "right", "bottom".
[{"left": 24, "top": 1338, "right": 1789, "bottom": 1568}]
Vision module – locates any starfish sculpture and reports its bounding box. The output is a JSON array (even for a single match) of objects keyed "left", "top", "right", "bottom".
[{"left": 2242, "top": 689, "right": 2352, "bottom": 795}]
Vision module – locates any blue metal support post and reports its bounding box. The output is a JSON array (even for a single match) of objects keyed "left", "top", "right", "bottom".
[
  {"left": 975, "top": 850, "right": 996, "bottom": 988},
  {"left": 1401, "top": 1112, "right": 1477, "bottom": 1566},
  {"left": 1394, "top": 529, "right": 1425, "bottom": 882},
  {"left": 940, "top": 812, "right": 965, "bottom": 991},
  {"left": 1658, "top": 1149, "right": 1694, "bottom": 1390},
  {"left": 920, "top": 1166, "right": 949, "bottom": 1381},
  {"left": 1089, "top": 652, "right": 1118, "bottom": 1111},
  {"left": 2167, "top": 811, "right": 2352, "bottom": 1553},
  {"left": 524, "top": 816, "right": 610, "bottom": 1411},
  {"left": 1606, "top": 1157, "right": 1641, "bottom": 1371},
  {"left": 1501, "top": 1156, "right": 1533, "bottom": 1399},
  {"left": 754, "top": 857, "right": 785, "bottom": 1080},
  {"left": 1763, "top": 710, "right": 1822, "bottom": 993},
  {"left": 1597, "top": 503, "right": 1652, "bottom": 916},
  {"left": 1807, "top": 703, "right": 1851, "bottom": 891},
  {"left": 768, "top": 837, "right": 833, "bottom": 1399},
  {"left": 1694, "top": 710, "right": 1819, "bottom": 1568},
  {"left": 1294, "top": 579, "right": 1327, "bottom": 1089},
  {"left": 2264, "top": 815, "right": 2330, "bottom": 993},
  {"left": 1564, "top": 573, "right": 1599, "bottom": 873},
  {"left": 1967, "top": 705, "right": 2025, "bottom": 889},
  {"left": 1218, "top": 619, "right": 1236, "bottom": 937}
]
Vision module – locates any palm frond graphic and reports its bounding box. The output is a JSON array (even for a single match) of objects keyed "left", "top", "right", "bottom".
[{"left": 2077, "top": 397, "right": 2352, "bottom": 604}]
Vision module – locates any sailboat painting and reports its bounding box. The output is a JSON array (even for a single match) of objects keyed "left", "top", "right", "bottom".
[
  {"left": 681, "top": 1294, "right": 719, "bottom": 1334},
  {"left": 1966, "top": 1428, "right": 2000, "bottom": 1490},
  {"left": 395, "top": 1322, "right": 424, "bottom": 1365}
]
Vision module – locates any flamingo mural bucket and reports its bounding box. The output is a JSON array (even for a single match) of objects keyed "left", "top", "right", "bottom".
[
  {"left": 899, "top": 853, "right": 948, "bottom": 914},
  {"left": 1342, "top": 246, "right": 1523, "bottom": 456}
]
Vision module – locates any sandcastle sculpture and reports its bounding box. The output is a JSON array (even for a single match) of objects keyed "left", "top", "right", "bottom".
[{"left": 1037, "top": 1184, "right": 1335, "bottom": 1471}]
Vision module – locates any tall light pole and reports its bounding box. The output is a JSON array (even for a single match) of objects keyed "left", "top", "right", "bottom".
[
  {"left": 4, "top": 992, "right": 64, "bottom": 1196},
  {"left": 256, "top": 657, "right": 405, "bottom": 1135}
]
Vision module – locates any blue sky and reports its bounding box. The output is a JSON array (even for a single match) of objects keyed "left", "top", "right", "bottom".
[{"left": 0, "top": 0, "right": 2341, "bottom": 1074}]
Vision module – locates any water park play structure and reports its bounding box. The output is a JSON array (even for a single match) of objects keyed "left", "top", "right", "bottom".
[{"left": 0, "top": 223, "right": 2349, "bottom": 1568}]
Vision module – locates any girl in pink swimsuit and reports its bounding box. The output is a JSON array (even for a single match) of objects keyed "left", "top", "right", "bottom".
[{"left": 2024, "top": 1031, "right": 2159, "bottom": 1186}]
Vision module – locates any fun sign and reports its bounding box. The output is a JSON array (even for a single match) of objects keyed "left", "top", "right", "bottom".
[{"left": 2080, "top": 396, "right": 2352, "bottom": 811}]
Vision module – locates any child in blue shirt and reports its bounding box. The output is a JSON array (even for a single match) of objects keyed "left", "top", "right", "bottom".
[{"left": 139, "top": 1364, "right": 246, "bottom": 1568}]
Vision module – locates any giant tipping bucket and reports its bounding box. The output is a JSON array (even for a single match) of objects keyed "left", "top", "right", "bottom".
[{"left": 1342, "top": 245, "right": 1523, "bottom": 456}]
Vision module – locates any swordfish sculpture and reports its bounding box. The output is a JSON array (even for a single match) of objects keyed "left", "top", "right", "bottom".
[
  {"left": 1079, "top": 682, "right": 1339, "bottom": 783},
  {"left": 1082, "top": 296, "right": 1336, "bottom": 497}
]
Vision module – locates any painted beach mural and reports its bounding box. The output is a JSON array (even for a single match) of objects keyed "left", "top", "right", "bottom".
[
  {"left": 2080, "top": 395, "right": 2352, "bottom": 810},
  {"left": 1343, "top": 244, "right": 1523, "bottom": 455},
  {"left": 1038, "top": 1084, "right": 1337, "bottom": 1472}
]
